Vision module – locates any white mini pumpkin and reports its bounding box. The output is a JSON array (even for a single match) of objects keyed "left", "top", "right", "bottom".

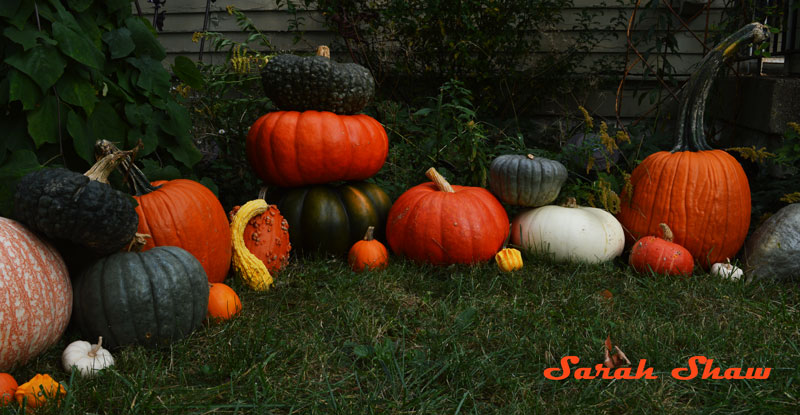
[
  {"left": 62, "top": 337, "right": 114, "bottom": 377},
  {"left": 510, "top": 198, "right": 624, "bottom": 263},
  {"left": 710, "top": 259, "right": 744, "bottom": 281}
]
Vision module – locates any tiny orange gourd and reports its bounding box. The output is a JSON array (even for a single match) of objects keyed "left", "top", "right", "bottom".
[
  {"left": 0, "top": 373, "right": 17, "bottom": 406},
  {"left": 495, "top": 247, "right": 523, "bottom": 272},
  {"left": 348, "top": 226, "right": 389, "bottom": 272},
  {"left": 207, "top": 283, "right": 243, "bottom": 321},
  {"left": 15, "top": 374, "right": 66, "bottom": 409}
]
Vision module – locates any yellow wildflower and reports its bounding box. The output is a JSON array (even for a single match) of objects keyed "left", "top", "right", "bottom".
[
  {"left": 226, "top": 5, "right": 236, "bottom": 15},
  {"left": 615, "top": 130, "right": 630, "bottom": 144},
  {"left": 727, "top": 146, "right": 775, "bottom": 164},
  {"left": 788, "top": 122, "right": 800, "bottom": 135},
  {"left": 780, "top": 192, "right": 800, "bottom": 204},
  {"left": 578, "top": 106, "right": 593, "bottom": 129},
  {"left": 192, "top": 32, "right": 204, "bottom": 43}
]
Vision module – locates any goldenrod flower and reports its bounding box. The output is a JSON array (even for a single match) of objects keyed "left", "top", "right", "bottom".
[
  {"left": 578, "top": 105, "right": 593, "bottom": 129},
  {"left": 192, "top": 32, "right": 204, "bottom": 43}
]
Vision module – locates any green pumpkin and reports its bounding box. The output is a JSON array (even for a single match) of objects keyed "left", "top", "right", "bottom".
[
  {"left": 261, "top": 46, "right": 375, "bottom": 115},
  {"left": 13, "top": 154, "right": 139, "bottom": 256},
  {"left": 744, "top": 203, "right": 800, "bottom": 281},
  {"left": 71, "top": 246, "right": 209, "bottom": 349},
  {"left": 276, "top": 181, "right": 392, "bottom": 255},
  {"left": 488, "top": 154, "right": 568, "bottom": 207}
]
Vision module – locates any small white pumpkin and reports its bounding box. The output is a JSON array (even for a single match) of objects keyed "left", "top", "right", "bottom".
[
  {"left": 510, "top": 198, "right": 624, "bottom": 263},
  {"left": 62, "top": 337, "right": 114, "bottom": 377},
  {"left": 710, "top": 259, "right": 744, "bottom": 281}
]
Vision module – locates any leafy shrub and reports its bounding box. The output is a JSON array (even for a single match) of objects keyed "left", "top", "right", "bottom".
[{"left": 0, "top": 0, "right": 200, "bottom": 216}]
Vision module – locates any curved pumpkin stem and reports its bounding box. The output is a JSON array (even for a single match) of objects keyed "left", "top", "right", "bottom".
[
  {"left": 672, "top": 23, "right": 769, "bottom": 153},
  {"left": 425, "top": 167, "right": 455, "bottom": 193},
  {"left": 316, "top": 45, "right": 330, "bottom": 58},
  {"left": 84, "top": 152, "right": 127, "bottom": 184},
  {"left": 88, "top": 337, "right": 103, "bottom": 358},
  {"left": 362, "top": 226, "right": 375, "bottom": 241}
]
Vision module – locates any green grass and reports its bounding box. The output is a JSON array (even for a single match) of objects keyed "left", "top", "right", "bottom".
[{"left": 4, "top": 255, "right": 800, "bottom": 414}]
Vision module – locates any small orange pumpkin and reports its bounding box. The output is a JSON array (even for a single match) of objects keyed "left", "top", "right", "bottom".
[
  {"left": 348, "top": 226, "right": 389, "bottom": 272},
  {"left": 629, "top": 223, "right": 694, "bottom": 276},
  {"left": 0, "top": 373, "right": 17, "bottom": 406},
  {"left": 207, "top": 283, "right": 243, "bottom": 321},
  {"left": 15, "top": 374, "right": 66, "bottom": 409}
]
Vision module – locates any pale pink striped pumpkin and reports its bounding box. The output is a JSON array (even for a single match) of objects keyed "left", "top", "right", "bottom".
[{"left": 0, "top": 217, "right": 72, "bottom": 371}]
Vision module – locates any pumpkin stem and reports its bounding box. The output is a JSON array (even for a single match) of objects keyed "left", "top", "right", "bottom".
[
  {"left": 672, "top": 23, "right": 768, "bottom": 153},
  {"left": 562, "top": 197, "right": 578, "bottom": 208},
  {"left": 127, "top": 233, "right": 151, "bottom": 252},
  {"left": 316, "top": 45, "right": 330, "bottom": 58},
  {"left": 363, "top": 226, "right": 375, "bottom": 241},
  {"left": 425, "top": 168, "right": 455, "bottom": 193},
  {"left": 658, "top": 223, "right": 674, "bottom": 242},
  {"left": 88, "top": 337, "right": 103, "bottom": 358},
  {"left": 526, "top": 154, "right": 535, "bottom": 160},
  {"left": 94, "top": 139, "right": 162, "bottom": 196},
  {"left": 258, "top": 187, "right": 268, "bottom": 201},
  {"left": 84, "top": 152, "right": 127, "bottom": 184}
]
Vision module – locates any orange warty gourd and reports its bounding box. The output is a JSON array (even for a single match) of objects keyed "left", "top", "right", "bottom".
[
  {"left": 207, "top": 283, "right": 243, "bottom": 321},
  {"left": 0, "top": 373, "right": 17, "bottom": 406},
  {"left": 348, "top": 226, "right": 389, "bottom": 272},
  {"left": 617, "top": 23, "right": 768, "bottom": 268},
  {"left": 0, "top": 217, "right": 72, "bottom": 372},
  {"left": 386, "top": 168, "right": 509, "bottom": 265},
  {"left": 228, "top": 189, "right": 291, "bottom": 275},
  {"left": 246, "top": 110, "right": 389, "bottom": 187},
  {"left": 15, "top": 374, "right": 66, "bottom": 409},
  {"left": 629, "top": 223, "right": 695, "bottom": 276}
]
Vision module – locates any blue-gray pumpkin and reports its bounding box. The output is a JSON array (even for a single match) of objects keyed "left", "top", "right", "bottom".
[
  {"left": 72, "top": 246, "right": 210, "bottom": 349},
  {"left": 488, "top": 154, "right": 568, "bottom": 207}
]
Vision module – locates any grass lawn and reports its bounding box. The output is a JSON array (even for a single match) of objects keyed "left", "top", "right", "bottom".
[{"left": 6, "top": 255, "right": 800, "bottom": 414}]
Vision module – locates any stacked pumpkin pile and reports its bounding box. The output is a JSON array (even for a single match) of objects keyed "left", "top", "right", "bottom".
[{"left": 243, "top": 46, "right": 392, "bottom": 266}]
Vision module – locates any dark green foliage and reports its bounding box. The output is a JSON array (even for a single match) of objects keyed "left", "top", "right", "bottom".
[
  {"left": 13, "top": 167, "right": 138, "bottom": 256},
  {"left": 72, "top": 246, "right": 209, "bottom": 350},
  {"left": 0, "top": 0, "right": 201, "bottom": 217},
  {"left": 261, "top": 53, "right": 375, "bottom": 114},
  {"left": 274, "top": 181, "right": 392, "bottom": 255}
]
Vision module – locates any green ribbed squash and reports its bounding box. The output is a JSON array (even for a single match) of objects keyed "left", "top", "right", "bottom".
[
  {"left": 488, "top": 154, "right": 568, "bottom": 207},
  {"left": 261, "top": 46, "right": 374, "bottom": 114},
  {"left": 72, "top": 246, "right": 209, "bottom": 349},
  {"left": 276, "top": 181, "right": 392, "bottom": 255}
]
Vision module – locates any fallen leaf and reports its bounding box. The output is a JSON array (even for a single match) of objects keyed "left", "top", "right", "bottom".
[
  {"left": 600, "top": 289, "right": 613, "bottom": 300},
  {"left": 603, "top": 336, "right": 631, "bottom": 369}
]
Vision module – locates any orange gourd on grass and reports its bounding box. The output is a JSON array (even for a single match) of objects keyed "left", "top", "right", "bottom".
[
  {"left": 208, "top": 283, "right": 243, "bottom": 321},
  {"left": 228, "top": 189, "right": 291, "bottom": 275},
  {"left": 348, "top": 226, "right": 389, "bottom": 272},
  {"left": 629, "top": 223, "right": 695, "bottom": 276},
  {"left": 0, "top": 373, "right": 17, "bottom": 406},
  {"left": 386, "top": 168, "right": 509, "bottom": 265},
  {"left": 15, "top": 374, "right": 66, "bottom": 410},
  {"left": 616, "top": 24, "right": 768, "bottom": 268}
]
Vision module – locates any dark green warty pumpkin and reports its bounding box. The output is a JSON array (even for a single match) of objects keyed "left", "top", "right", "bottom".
[
  {"left": 13, "top": 153, "right": 139, "bottom": 256},
  {"left": 261, "top": 46, "right": 375, "bottom": 114},
  {"left": 71, "top": 246, "right": 209, "bottom": 349},
  {"left": 276, "top": 181, "right": 392, "bottom": 255},
  {"left": 488, "top": 154, "right": 568, "bottom": 207}
]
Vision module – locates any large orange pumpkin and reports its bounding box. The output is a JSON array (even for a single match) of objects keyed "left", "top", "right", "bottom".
[
  {"left": 0, "top": 217, "right": 72, "bottom": 371},
  {"left": 246, "top": 110, "right": 389, "bottom": 187},
  {"left": 617, "top": 23, "right": 767, "bottom": 268},
  {"left": 386, "top": 168, "right": 509, "bottom": 265}
]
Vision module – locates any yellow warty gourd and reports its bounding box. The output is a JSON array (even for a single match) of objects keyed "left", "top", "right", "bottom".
[{"left": 231, "top": 199, "right": 274, "bottom": 291}]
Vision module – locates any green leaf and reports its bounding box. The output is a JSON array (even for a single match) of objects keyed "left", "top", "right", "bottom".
[
  {"left": 125, "top": 16, "right": 166, "bottom": 60},
  {"left": 3, "top": 2, "right": 33, "bottom": 30},
  {"left": 139, "top": 158, "right": 182, "bottom": 181},
  {"left": 0, "top": 150, "right": 42, "bottom": 217},
  {"left": 52, "top": 21, "right": 105, "bottom": 69},
  {"left": 171, "top": 56, "right": 204, "bottom": 90},
  {"left": 56, "top": 72, "right": 98, "bottom": 114},
  {"left": 67, "top": 110, "right": 94, "bottom": 162},
  {"left": 67, "top": 0, "right": 94, "bottom": 13},
  {"left": 3, "top": 27, "right": 58, "bottom": 51},
  {"left": 106, "top": 0, "right": 130, "bottom": 13},
  {"left": 102, "top": 27, "right": 136, "bottom": 59},
  {"left": 0, "top": 0, "right": 21, "bottom": 18},
  {"left": 88, "top": 101, "right": 126, "bottom": 144},
  {"left": 27, "top": 95, "right": 60, "bottom": 148},
  {"left": 123, "top": 102, "right": 153, "bottom": 126},
  {"left": 198, "top": 177, "right": 218, "bottom": 196},
  {"left": 160, "top": 101, "right": 201, "bottom": 167},
  {"left": 4, "top": 45, "right": 66, "bottom": 91},
  {"left": 126, "top": 56, "right": 171, "bottom": 97},
  {"left": 8, "top": 69, "right": 42, "bottom": 110}
]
